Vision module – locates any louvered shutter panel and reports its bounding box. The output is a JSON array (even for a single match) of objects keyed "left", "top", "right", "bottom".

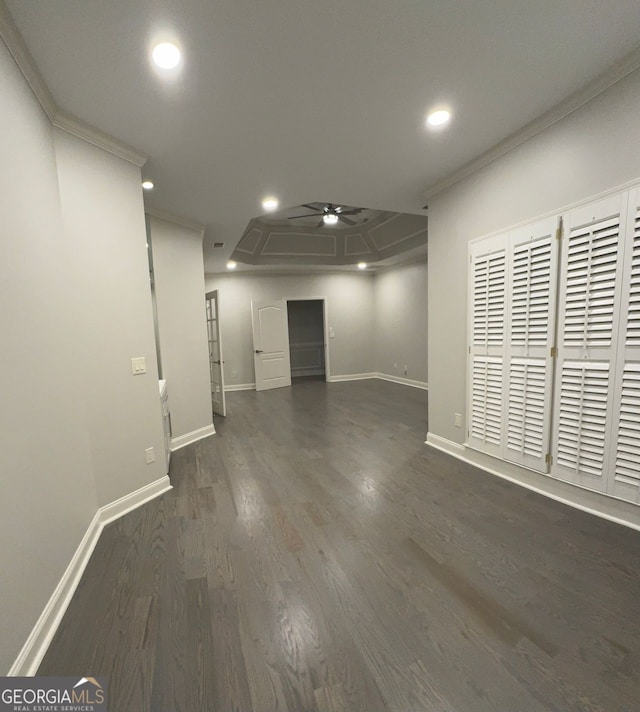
[
  {"left": 610, "top": 188, "right": 640, "bottom": 502},
  {"left": 552, "top": 193, "right": 628, "bottom": 491},
  {"left": 504, "top": 218, "right": 559, "bottom": 471},
  {"left": 468, "top": 234, "right": 506, "bottom": 457}
]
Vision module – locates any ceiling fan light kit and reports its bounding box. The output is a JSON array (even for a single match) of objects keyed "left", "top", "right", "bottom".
[{"left": 287, "top": 202, "right": 365, "bottom": 228}]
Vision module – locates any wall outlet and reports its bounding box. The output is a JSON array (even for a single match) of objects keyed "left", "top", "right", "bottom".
[
  {"left": 394, "top": 362, "right": 398, "bottom": 369},
  {"left": 145, "top": 447, "right": 155, "bottom": 464},
  {"left": 131, "top": 356, "right": 146, "bottom": 375},
  {"left": 403, "top": 365, "right": 408, "bottom": 376},
  {"left": 328, "top": 326, "right": 335, "bottom": 339},
  {"left": 454, "top": 413, "right": 462, "bottom": 427}
]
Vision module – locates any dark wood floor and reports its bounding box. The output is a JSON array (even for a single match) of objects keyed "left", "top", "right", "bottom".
[{"left": 40, "top": 380, "right": 640, "bottom": 711}]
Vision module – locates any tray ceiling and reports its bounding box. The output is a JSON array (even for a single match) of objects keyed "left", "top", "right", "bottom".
[{"left": 231, "top": 204, "right": 428, "bottom": 266}]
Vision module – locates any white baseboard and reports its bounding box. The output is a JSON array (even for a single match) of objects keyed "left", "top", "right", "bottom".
[
  {"left": 327, "top": 372, "right": 377, "bottom": 383},
  {"left": 375, "top": 372, "right": 429, "bottom": 390},
  {"left": 426, "top": 431, "right": 465, "bottom": 454},
  {"left": 224, "top": 383, "right": 255, "bottom": 392},
  {"left": 9, "top": 475, "right": 172, "bottom": 676},
  {"left": 425, "top": 432, "right": 640, "bottom": 532},
  {"left": 99, "top": 475, "right": 172, "bottom": 526},
  {"left": 170, "top": 424, "right": 215, "bottom": 451}
]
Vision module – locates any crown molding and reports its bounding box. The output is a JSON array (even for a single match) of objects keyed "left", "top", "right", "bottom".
[
  {"left": 424, "top": 44, "right": 640, "bottom": 200},
  {"left": 146, "top": 206, "right": 206, "bottom": 235},
  {"left": 373, "top": 253, "right": 428, "bottom": 274},
  {"left": 204, "top": 266, "right": 376, "bottom": 278},
  {"left": 0, "top": 0, "right": 56, "bottom": 120},
  {"left": 53, "top": 110, "right": 147, "bottom": 167},
  {"left": 0, "top": 0, "right": 147, "bottom": 167}
]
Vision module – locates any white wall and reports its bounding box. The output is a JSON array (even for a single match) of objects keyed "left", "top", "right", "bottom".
[
  {"left": 428, "top": 68, "right": 640, "bottom": 445},
  {"left": 0, "top": 39, "right": 166, "bottom": 671},
  {"left": 0, "top": 41, "right": 97, "bottom": 673},
  {"left": 149, "top": 216, "right": 213, "bottom": 440},
  {"left": 204, "top": 272, "right": 375, "bottom": 385},
  {"left": 374, "top": 261, "right": 428, "bottom": 384},
  {"left": 54, "top": 130, "right": 166, "bottom": 507}
]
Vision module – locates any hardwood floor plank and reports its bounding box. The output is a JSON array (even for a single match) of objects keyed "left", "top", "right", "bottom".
[{"left": 38, "top": 380, "right": 640, "bottom": 711}]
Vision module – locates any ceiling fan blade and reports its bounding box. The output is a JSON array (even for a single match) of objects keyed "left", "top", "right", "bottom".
[
  {"left": 339, "top": 208, "right": 364, "bottom": 215},
  {"left": 316, "top": 219, "right": 324, "bottom": 228},
  {"left": 301, "top": 203, "right": 318, "bottom": 211},
  {"left": 338, "top": 215, "right": 356, "bottom": 225},
  {"left": 288, "top": 213, "right": 323, "bottom": 219}
]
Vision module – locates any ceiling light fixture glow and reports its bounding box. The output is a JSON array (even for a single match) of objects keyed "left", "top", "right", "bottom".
[
  {"left": 262, "top": 196, "right": 279, "bottom": 211},
  {"left": 226, "top": 260, "right": 237, "bottom": 270},
  {"left": 142, "top": 180, "right": 154, "bottom": 190},
  {"left": 426, "top": 109, "right": 451, "bottom": 127},
  {"left": 152, "top": 42, "right": 181, "bottom": 69},
  {"left": 323, "top": 213, "right": 339, "bottom": 226},
  {"left": 358, "top": 262, "right": 367, "bottom": 270}
]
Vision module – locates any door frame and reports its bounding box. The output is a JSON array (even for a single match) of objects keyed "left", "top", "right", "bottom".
[
  {"left": 205, "top": 289, "right": 226, "bottom": 416},
  {"left": 285, "top": 296, "right": 331, "bottom": 381}
]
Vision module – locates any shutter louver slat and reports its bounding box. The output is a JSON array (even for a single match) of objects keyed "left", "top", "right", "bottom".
[
  {"left": 470, "top": 357, "right": 503, "bottom": 447},
  {"left": 510, "top": 237, "right": 552, "bottom": 348},
  {"left": 625, "top": 213, "right": 640, "bottom": 346},
  {"left": 473, "top": 252, "right": 505, "bottom": 349},
  {"left": 563, "top": 215, "right": 620, "bottom": 349},
  {"left": 613, "top": 375, "right": 640, "bottom": 480},
  {"left": 506, "top": 359, "right": 547, "bottom": 460},
  {"left": 556, "top": 362, "right": 609, "bottom": 479}
]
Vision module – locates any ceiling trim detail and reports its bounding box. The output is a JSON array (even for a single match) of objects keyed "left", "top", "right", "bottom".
[
  {"left": 0, "top": 0, "right": 56, "bottom": 120},
  {"left": 423, "top": 44, "right": 640, "bottom": 200},
  {"left": 0, "top": 0, "right": 147, "bottom": 167},
  {"left": 146, "top": 207, "right": 205, "bottom": 235},
  {"left": 53, "top": 110, "right": 147, "bottom": 167},
  {"left": 231, "top": 206, "right": 427, "bottom": 266}
]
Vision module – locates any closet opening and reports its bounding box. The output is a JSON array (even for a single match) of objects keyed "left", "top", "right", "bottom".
[{"left": 286, "top": 299, "right": 328, "bottom": 384}]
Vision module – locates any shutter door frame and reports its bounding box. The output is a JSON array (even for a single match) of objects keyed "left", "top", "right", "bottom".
[
  {"left": 551, "top": 192, "right": 628, "bottom": 492},
  {"left": 504, "top": 217, "right": 559, "bottom": 472},
  {"left": 467, "top": 234, "right": 507, "bottom": 459},
  {"left": 610, "top": 187, "right": 640, "bottom": 503}
]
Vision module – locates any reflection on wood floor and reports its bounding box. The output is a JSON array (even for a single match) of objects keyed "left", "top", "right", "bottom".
[{"left": 40, "top": 379, "right": 640, "bottom": 711}]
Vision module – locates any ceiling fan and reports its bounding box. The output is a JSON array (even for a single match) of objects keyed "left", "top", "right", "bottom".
[{"left": 288, "top": 203, "right": 365, "bottom": 227}]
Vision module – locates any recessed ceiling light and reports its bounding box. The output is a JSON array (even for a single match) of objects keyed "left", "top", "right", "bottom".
[
  {"left": 323, "top": 213, "right": 339, "bottom": 226},
  {"left": 152, "top": 42, "right": 181, "bottom": 70},
  {"left": 358, "top": 262, "right": 367, "bottom": 270},
  {"left": 226, "top": 260, "right": 237, "bottom": 270},
  {"left": 142, "top": 180, "right": 154, "bottom": 190},
  {"left": 262, "top": 196, "right": 279, "bottom": 211},
  {"left": 427, "top": 109, "right": 451, "bottom": 127}
]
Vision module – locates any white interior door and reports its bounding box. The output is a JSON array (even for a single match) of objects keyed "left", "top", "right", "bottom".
[
  {"left": 206, "top": 290, "right": 226, "bottom": 416},
  {"left": 251, "top": 300, "right": 292, "bottom": 391}
]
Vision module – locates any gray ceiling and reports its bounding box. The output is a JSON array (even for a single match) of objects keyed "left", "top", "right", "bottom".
[
  {"left": 5, "top": 0, "right": 640, "bottom": 272},
  {"left": 232, "top": 204, "right": 428, "bottom": 267}
]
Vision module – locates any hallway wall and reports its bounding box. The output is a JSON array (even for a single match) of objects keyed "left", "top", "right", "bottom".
[{"left": 0, "top": 38, "right": 165, "bottom": 672}]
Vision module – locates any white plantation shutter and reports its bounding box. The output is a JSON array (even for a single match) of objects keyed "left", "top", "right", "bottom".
[
  {"left": 552, "top": 192, "right": 628, "bottom": 491},
  {"left": 468, "top": 235, "right": 506, "bottom": 457},
  {"left": 504, "top": 218, "right": 559, "bottom": 471},
  {"left": 556, "top": 361, "right": 610, "bottom": 477},
  {"left": 610, "top": 188, "right": 640, "bottom": 503},
  {"left": 470, "top": 357, "right": 503, "bottom": 447}
]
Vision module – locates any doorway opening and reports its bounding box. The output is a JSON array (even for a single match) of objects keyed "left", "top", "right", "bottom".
[{"left": 286, "top": 299, "right": 327, "bottom": 383}]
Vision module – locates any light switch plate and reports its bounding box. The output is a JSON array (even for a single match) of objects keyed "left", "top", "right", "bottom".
[
  {"left": 145, "top": 447, "right": 155, "bottom": 463},
  {"left": 131, "top": 357, "right": 146, "bottom": 375}
]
